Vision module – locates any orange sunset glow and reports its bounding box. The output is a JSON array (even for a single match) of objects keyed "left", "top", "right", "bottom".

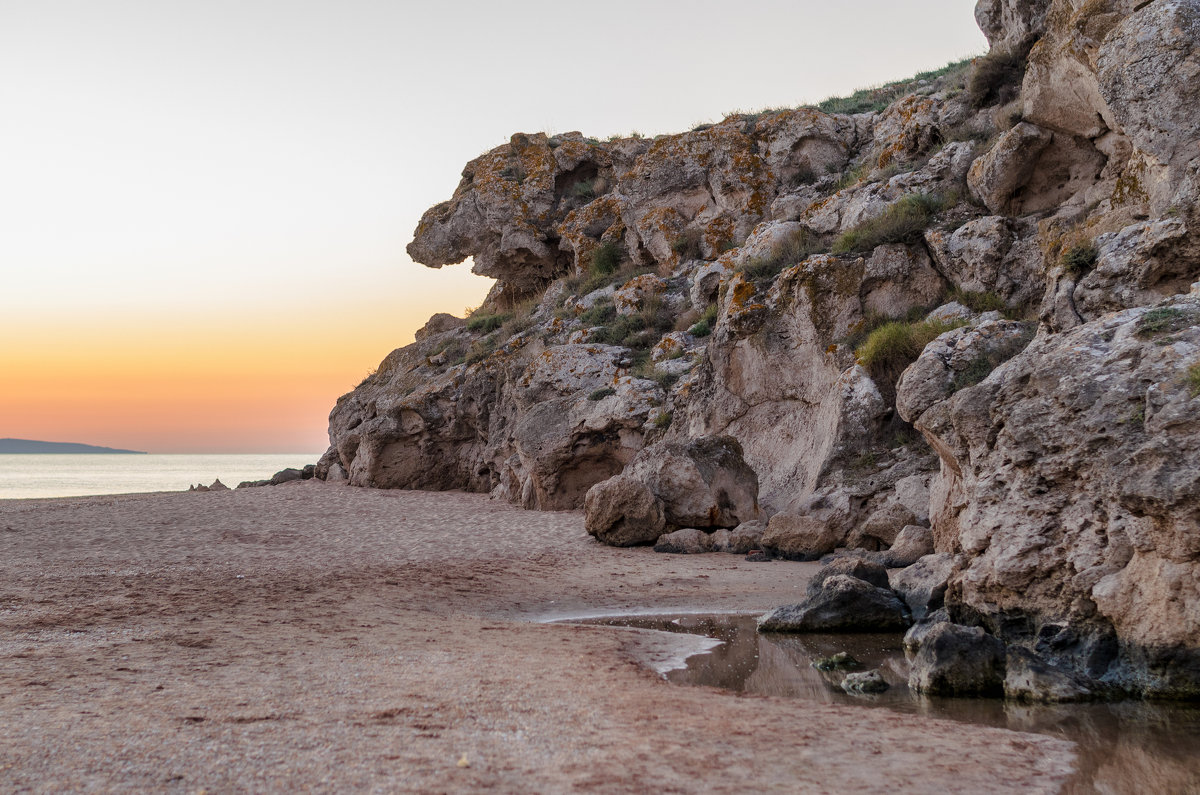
[{"left": 1, "top": 276, "right": 492, "bottom": 453}]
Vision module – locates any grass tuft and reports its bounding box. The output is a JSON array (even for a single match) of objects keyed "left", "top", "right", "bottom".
[
  {"left": 832, "top": 193, "right": 948, "bottom": 254},
  {"left": 1061, "top": 242, "right": 1098, "bottom": 276},
  {"left": 466, "top": 313, "right": 512, "bottom": 334},
  {"left": 968, "top": 51, "right": 1026, "bottom": 109},
  {"left": 815, "top": 57, "right": 974, "bottom": 116},
  {"left": 1136, "top": 307, "right": 1191, "bottom": 338},
  {"left": 739, "top": 227, "right": 825, "bottom": 284},
  {"left": 856, "top": 319, "right": 966, "bottom": 389},
  {"left": 590, "top": 241, "right": 623, "bottom": 275},
  {"left": 672, "top": 228, "right": 704, "bottom": 260},
  {"left": 1187, "top": 364, "right": 1200, "bottom": 398},
  {"left": 688, "top": 303, "right": 719, "bottom": 337},
  {"left": 947, "top": 287, "right": 1006, "bottom": 314}
]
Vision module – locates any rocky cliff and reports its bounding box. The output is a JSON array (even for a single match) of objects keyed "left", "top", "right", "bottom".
[{"left": 318, "top": 0, "right": 1199, "bottom": 696}]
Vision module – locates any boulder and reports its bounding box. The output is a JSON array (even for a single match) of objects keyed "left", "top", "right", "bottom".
[
  {"left": 846, "top": 502, "right": 917, "bottom": 550},
  {"left": 414, "top": 313, "right": 466, "bottom": 341},
  {"left": 653, "top": 528, "right": 709, "bottom": 555},
  {"left": 923, "top": 216, "right": 1044, "bottom": 309},
  {"left": 880, "top": 525, "right": 935, "bottom": 569},
  {"left": 758, "top": 574, "right": 911, "bottom": 633},
  {"left": 208, "top": 479, "right": 229, "bottom": 492},
  {"left": 966, "top": 122, "right": 1053, "bottom": 214},
  {"left": 1004, "top": 647, "right": 1094, "bottom": 704},
  {"left": 895, "top": 318, "right": 1036, "bottom": 432},
  {"left": 583, "top": 475, "right": 665, "bottom": 547},
  {"left": 903, "top": 608, "right": 952, "bottom": 652},
  {"left": 270, "top": 468, "right": 305, "bottom": 486},
  {"left": 889, "top": 553, "right": 956, "bottom": 621},
  {"left": 761, "top": 514, "right": 842, "bottom": 561},
  {"left": 974, "top": 0, "right": 1050, "bottom": 55},
  {"left": 581, "top": 435, "right": 761, "bottom": 547},
  {"left": 808, "top": 557, "right": 891, "bottom": 594},
  {"left": 908, "top": 623, "right": 1007, "bottom": 697},
  {"left": 727, "top": 520, "right": 765, "bottom": 554},
  {"left": 611, "top": 435, "right": 760, "bottom": 533},
  {"left": 707, "top": 528, "right": 733, "bottom": 552}
]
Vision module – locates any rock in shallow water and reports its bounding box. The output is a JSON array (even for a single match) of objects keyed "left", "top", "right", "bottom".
[
  {"left": 758, "top": 574, "right": 911, "bottom": 633},
  {"left": 908, "top": 623, "right": 1006, "bottom": 697},
  {"left": 1004, "top": 647, "right": 1095, "bottom": 704},
  {"left": 842, "top": 670, "right": 890, "bottom": 695}
]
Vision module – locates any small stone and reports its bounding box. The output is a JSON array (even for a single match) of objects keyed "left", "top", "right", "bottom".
[
  {"left": 842, "top": 670, "right": 890, "bottom": 695},
  {"left": 812, "top": 652, "right": 861, "bottom": 671}
]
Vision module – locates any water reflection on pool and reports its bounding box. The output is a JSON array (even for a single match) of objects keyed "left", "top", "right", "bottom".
[{"left": 579, "top": 613, "right": 1200, "bottom": 794}]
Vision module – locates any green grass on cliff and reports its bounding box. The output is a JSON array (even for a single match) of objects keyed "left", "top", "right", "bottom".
[
  {"left": 832, "top": 193, "right": 949, "bottom": 254},
  {"left": 466, "top": 312, "right": 511, "bottom": 334},
  {"left": 814, "top": 57, "right": 975, "bottom": 115},
  {"left": 1188, "top": 363, "right": 1200, "bottom": 398},
  {"left": 739, "top": 227, "right": 826, "bottom": 284},
  {"left": 856, "top": 318, "right": 966, "bottom": 390}
]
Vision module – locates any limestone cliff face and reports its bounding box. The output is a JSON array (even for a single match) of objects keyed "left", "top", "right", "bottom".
[{"left": 320, "top": 0, "right": 1200, "bottom": 693}]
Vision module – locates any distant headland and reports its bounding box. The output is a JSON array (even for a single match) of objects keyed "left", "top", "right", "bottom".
[{"left": 0, "top": 438, "right": 147, "bottom": 454}]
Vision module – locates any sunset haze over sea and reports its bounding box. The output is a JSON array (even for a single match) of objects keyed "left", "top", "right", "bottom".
[{"left": 1, "top": 0, "right": 986, "bottom": 453}]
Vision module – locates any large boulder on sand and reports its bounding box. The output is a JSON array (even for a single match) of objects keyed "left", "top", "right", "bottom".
[
  {"left": 761, "top": 513, "right": 842, "bottom": 561},
  {"left": 758, "top": 574, "right": 911, "bottom": 633},
  {"left": 653, "top": 528, "right": 709, "bottom": 555},
  {"left": 880, "top": 525, "right": 935, "bottom": 568},
  {"left": 585, "top": 435, "right": 759, "bottom": 546},
  {"left": 583, "top": 475, "right": 665, "bottom": 547}
]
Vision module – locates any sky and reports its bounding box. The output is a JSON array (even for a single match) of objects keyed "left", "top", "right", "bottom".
[{"left": 0, "top": 0, "right": 987, "bottom": 453}]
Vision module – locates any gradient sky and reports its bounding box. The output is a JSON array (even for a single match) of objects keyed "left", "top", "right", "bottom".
[{"left": 0, "top": 1, "right": 987, "bottom": 453}]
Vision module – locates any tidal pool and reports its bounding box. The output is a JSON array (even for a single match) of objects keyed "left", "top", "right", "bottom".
[{"left": 579, "top": 613, "right": 1200, "bottom": 794}]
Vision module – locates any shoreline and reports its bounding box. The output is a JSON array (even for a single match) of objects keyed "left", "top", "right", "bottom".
[{"left": 0, "top": 481, "right": 1075, "bottom": 792}]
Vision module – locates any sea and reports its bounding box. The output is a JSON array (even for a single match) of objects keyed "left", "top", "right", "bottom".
[{"left": 0, "top": 454, "right": 325, "bottom": 500}]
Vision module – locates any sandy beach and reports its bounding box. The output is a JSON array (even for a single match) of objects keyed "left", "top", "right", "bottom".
[{"left": 0, "top": 482, "right": 1074, "bottom": 792}]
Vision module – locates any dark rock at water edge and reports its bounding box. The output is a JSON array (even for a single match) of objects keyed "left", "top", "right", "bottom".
[
  {"left": 758, "top": 574, "right": 911, "bottom": 633},
  {"left": 1005, "top": 647, "right": 1096, "bottom": 703},
  {"left": 908, "top": 622, "right": 1006, "bottom": 697},
  {"left": 808, "top": 557, "right": 891, "bottom": 594}
]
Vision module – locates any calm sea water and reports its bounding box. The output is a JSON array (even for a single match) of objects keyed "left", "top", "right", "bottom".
[{"left": 0, "top": 454, "right": 324, "bottom": 500}]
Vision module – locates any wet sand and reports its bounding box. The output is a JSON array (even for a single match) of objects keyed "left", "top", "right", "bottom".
[{"left": 0, "top": 481, "right": 1075, "bottom": 792}]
